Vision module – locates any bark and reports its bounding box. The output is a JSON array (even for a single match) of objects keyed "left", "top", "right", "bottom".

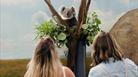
[
  {"left": 67, "top": 38, "right": 77, "bottom": 72},
  {"left": 76, "top": 38, "right": 86, "bottom": 77},
  {"left": 67, "top": 37, "right": 86, "bottom": 77}
]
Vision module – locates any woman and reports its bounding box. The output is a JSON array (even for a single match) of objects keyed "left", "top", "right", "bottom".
[
  {"left": 24, "top": 37, "right": 75, "bottom": 77},
  {"left": 88, "top": 31, "right": 138, "bottom": 77}
]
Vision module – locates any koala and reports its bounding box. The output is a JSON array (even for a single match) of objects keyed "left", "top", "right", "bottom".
[
  {"left": 60, "top": 6, "right": 77, "bottom": 27},
  {"left": 60, "top": 6, "right": 78, "bottom": 71}
]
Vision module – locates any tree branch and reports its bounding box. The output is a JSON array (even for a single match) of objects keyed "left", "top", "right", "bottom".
[
  {"left": 86, "top": 0, "right": 91, "bottom": 13},
  {"left": 85, "top": 0, "right": 91, "bottom": 20},
  {"left": 77, "top": 0, "right": 87, "bottom": 23},
  {"left": 75, "top": 0, "right": 89, "bottom": 36}
]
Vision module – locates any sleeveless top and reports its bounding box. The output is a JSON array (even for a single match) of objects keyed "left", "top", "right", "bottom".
[{"left": 63, "top": 67, "right": 66, "bottom": 77}]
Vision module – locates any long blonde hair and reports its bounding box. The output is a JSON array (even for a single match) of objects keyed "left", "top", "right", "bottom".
[{"left": 24, "top": 37, "right": 63, "bottom": 77}]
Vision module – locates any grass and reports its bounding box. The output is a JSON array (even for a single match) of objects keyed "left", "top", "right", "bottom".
[
  {"left": 0, "top": 59, "right": 29, "bottom": 77},
  {"left": 0, "top": 57, "right": 92, "bottom": 77}
]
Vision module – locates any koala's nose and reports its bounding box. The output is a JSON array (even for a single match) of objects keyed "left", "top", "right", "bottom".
[{"left": 67, "top": 12, "right": 70, "bottom": 17}]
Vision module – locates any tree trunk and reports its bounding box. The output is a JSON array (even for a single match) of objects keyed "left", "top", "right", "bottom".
[
  {"left": 67, "top": 37, "right": 86, "bottom": 77},
  {"left": 67, "top": 38, "right": 77, "bottom": 72},
  {"left": 76, "top": 38, "right": 86, "bottom": 77}
]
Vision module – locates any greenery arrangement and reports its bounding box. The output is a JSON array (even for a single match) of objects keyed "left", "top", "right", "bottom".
[{"left": 35, "top": 12, "right": 101, "bottom": 47}]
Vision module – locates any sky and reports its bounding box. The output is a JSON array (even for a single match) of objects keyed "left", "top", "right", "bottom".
[{"left": 0, "top": 0, "right": 138, "bottom": 59}]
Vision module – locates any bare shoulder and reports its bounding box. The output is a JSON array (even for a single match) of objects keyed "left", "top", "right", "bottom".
[{"left": 63, "top": 66, "right": 75, "bottom": 77}]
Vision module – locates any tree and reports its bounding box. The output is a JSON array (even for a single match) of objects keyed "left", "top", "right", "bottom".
[{"left": 35, "top": 0, "right": 101, "bottom": 77}]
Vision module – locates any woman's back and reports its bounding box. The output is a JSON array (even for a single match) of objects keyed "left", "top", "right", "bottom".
[
  {"left": 62, "top": 66, "right": 75, "bottom": 77},
  {"left": 88, "top": 58, "right": 138, "bottom": 77}
]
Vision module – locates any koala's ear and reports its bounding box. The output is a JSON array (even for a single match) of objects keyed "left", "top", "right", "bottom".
[
  {"left": 61, "top": 6, "right": 66, "bottom": 12},
  {"left": 71, "top": 7, "right": 75, "bottom": 12}
]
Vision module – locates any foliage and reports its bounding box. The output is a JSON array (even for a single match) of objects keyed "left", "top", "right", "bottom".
[
  {"left": 35, "top": 19, "right": 67, "bottom": 47},
  {"left": 35, "top": 12, "right": 101, "bottom": 47},
  {"left": 81, "top": 12, "right": 101, "bottom": 46}
]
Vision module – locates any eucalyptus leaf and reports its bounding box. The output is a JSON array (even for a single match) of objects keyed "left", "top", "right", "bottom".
[
  {"left": 57, "top": 32, "right": 66, "bottom": 41},
  {"left": 82, "top": 24, "right": 88, "bottom": 29}
]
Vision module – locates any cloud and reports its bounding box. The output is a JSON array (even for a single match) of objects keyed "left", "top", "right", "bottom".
[
  {"left": 32, "top": 11, "right": 49, "bottom": 25},
  {"left": 120, "top": 0, "right": 137, "bottom": 4},
  {"left": 96, "top": 10, "right": 115, "bottom": 32},
  {"left": 96, "top": 9, "right": 128, "bottom": 32},
  {"left": 0, "top": 31, "right": 35, "bottom": 51},
  {"left": 73, "top": 0, "right": 81, "bottom": 3},
  {"left": 21, "top": 32, "right": 34, "bottom": 41},
  {"left": 120, "top": 0, "right": 130, "bottom": 4},
  {"left": 0, "top": 0, "right": 37, "bottom": 6},
  {"left": 0, "top": 38, "right": 16, "bottom": 52},
  {"left": 0, "top": 35, "right": 35, "bottom": 59}
]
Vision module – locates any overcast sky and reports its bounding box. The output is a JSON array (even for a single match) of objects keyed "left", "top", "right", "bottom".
[{"left": 0, "top": 0, "right": 138, "bottom": 59}]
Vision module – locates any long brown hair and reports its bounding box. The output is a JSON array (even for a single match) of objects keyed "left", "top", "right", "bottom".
[
  {"left": 24, "top": 37, "right": 62, "bottom": 77},
  {"left": 91, "top": 31, "right": 123, "bottom": 66}
]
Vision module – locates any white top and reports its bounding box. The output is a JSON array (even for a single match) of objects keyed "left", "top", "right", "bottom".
[{"left": 88, "top": 58, "right": 138, "bottom": 77}]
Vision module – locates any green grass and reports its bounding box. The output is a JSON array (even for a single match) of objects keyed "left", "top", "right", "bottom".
[{"left": 0, "top": 57, "right": 92, "bottom": 77}]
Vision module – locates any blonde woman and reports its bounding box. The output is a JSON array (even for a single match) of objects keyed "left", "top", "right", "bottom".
[
  {"left": 88, "top": 32, "right": 138, "bottom": 77},
  {"left": 24, "top": 37, "right": 75, "bottom": 77}
]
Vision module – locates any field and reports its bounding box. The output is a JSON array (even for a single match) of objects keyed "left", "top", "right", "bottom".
[
  {"left": 0, "top": 57, "right": 92, "bottom": 77},
  {"left": 0, "top": 59, "right": 29, "bottom": 77}
]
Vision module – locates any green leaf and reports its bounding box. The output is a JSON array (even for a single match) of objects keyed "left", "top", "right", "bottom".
[
  {"left": 96, "top": 18, "right": 101, "bottom": 24},
  {"left": 82, "top": 24, "right": 88, "bottom": 29},
  {"left": 57, "top": 32, "right": 66, "bottom": 41}
]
